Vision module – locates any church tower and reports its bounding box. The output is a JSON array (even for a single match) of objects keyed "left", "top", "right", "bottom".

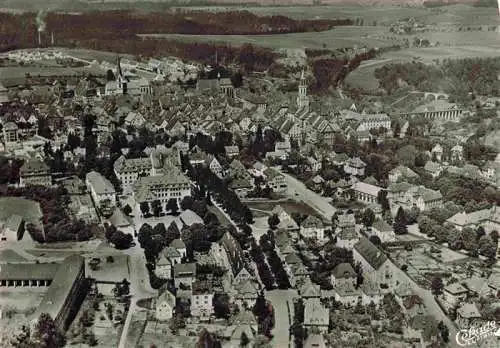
[{"left": 297, "top": 69, "right": 309, "bottom": 110}]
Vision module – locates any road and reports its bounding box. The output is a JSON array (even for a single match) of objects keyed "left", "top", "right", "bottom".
[
  {"left": 267, "top": 289, "right": 297, "bottom": 348},
  {"left": 118, "top": 248, "right": 157, "bottom": 348},
  {"left": 279, "top": 170, "right": 336, "bottom": 221},
  {"left": 389, "top": 262, "right": 461, "bottom": 348}
]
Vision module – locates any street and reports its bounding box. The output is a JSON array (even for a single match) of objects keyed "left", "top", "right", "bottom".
[
  {"left": 118, "top": 247, "right": 157, "bottom": 348},
  {"left": 266, "top": 289, "right": 298, "bottom": 348},
  {"left": 280, "top": 170, "right": 336, "bottom": 221}
]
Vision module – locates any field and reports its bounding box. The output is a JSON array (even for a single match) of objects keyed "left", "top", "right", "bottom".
[
  {"left": 178, "top": 4, "right": 495, "bottom": 25},
  {"left": 139, "top": 26, "right": 399, "bottom": 50},
  {"left": 245, "top": 199, "right": 317, "bottom": 216}
]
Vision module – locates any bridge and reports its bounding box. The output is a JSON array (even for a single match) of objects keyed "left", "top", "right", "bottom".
[{"left": 422, "top": 92, "right": 449, "bottom": 101}]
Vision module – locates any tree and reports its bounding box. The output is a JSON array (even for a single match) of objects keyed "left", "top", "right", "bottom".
[
  {"left": 240, "top": 332, "right": 250, "bottom": 347},
  {"left": 138, "top": 223, "right": 153, "bottom": 248},
  {"left": 106, "top": 69, "right": 115, "bottom": 81},
  {"left": 166, "top": 198, "right": 179, "bottom": 215},
  {"left": 478, "top": 235, "right": 497, "bottom": 260},
  {"left": 393, "top": 207, "right": 408, "bottom": 235},
  {"left": 377, "top": 190, "right": 390, "bottom": 212},
  {"left": 369, "top": 235, "right": 382, "bottom": 246},
  {"left": 438, "top": 321, "right": 449, "bottom": 343},
  {"left": 140, "top": 202, "right": 150, "bottom": 217},
  {"left": 110, "top": 230, "right": 133, "bottom": 249},
  {"left": 32, "top": 313, "right": 66, "bottom": 348},
  {"left": 153, "top": 223, "right": 167, "bottom": 237},
  {"left": 180, "top": 196, "right": 194, "bottom": 211},
  {"left": 213, "top": 293, "right": 231, "bottom": 319},
  {"left": 151, "top": 200, "right": 162, "bottom": 217},
  {"left": 362, "top": 208, "right": 375, "bottom": 227},
  {"left": 122, "top": 205, "right": 132, "bottom": 216},
  {"left": 267, "top": 214, "right": 280, "bottom": 230},
  {"left": 431, "top": 276, "right": 444, "bottom": 295},
  {"left": 490, "top": 230, "right": 499, "bottom": 244}
]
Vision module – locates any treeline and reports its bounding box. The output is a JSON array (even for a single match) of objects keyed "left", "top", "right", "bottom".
[
  {"left": 45, "top": 10, "right": 351, "bottom": 37},
  {"left": 374, "top": 57, "right": 500, "bottom": 97},
  {"left": 473, "top": 0, "right": 497, "bottom": 7},
  {"left": 312, "top": 49, "right": 377, "bottom": 92}
]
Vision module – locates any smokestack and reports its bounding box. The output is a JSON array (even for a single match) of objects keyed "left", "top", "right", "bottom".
[
  {"left": 51, "top": 31, "right": 54, "bottom": 46},
  {"left": 38, "top": 31, "right": 41, "bottom": 46}
]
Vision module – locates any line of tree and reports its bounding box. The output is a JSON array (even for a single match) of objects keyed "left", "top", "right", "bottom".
[{"left": 249, "top": 239, "right": 275, "bottom": 290}]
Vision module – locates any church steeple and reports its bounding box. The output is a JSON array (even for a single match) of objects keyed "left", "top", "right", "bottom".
[{"left": 297, "top": 68, "right": 309, "bottom": 110}]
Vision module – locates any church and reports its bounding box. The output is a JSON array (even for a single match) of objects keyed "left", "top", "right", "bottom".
[
  {"left": 272, "top": 70, "right": 339, "bottom": 145},
  {"left": 105, "top": 58, "right": 152, "bottom": 97}
]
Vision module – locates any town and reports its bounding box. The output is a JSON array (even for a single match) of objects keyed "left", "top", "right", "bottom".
[{"left": 0, "top": 4, "right": 500, "bottom": 348}]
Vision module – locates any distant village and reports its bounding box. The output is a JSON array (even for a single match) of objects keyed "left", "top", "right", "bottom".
[{"left": 0, "top": 46, "right": 499, "bottom": 348}]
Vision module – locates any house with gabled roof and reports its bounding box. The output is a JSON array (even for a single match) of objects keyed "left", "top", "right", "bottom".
[
  {"left": 304, "top": 298, "right": 329, "bottom": 333},
  {"left": 300, "top": 215, "right": 325, "bottom": 241},
  {"left": 456, "top": 303, "right": 482, "bottom": 329},
  {"left": 272, "top": 205, "right": 299, "bottom": 232},
  {"left": 234, "top": 279, "right": 260, "bottom": 309},
  {"left": 156, "top": 286, "right": 176, "bottom": 321},
  {"left": 331, "top": 263, "right": 356, "bottom": 287},
  {"left": 353, "top": 236, "right": 392, "bottom": 285},
  {"left": 369, "top": 219, "right": 396, "bottom": 243},
  {"left": 334, "top": 282, "right": 362, "bottom": 307},
  {"left": 300, "top": 279, "right": 321, "bottom": 299},
  {"left": 442, "top": 282, "right": 468, "bottom": 308}
]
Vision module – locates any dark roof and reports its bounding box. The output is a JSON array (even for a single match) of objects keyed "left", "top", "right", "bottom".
[
  {"left": 354, "top": 236, "right": 387, "bottom": 270},
  {"left": 220, "top": 232, "right": 244, "bottom": 277},
  {"left": 332, "top": 263, "right": 356, "bottom": 279},
  {"left": 35, "top": 255, "right": 85, "bottom": 321},
  {"left": 173, "top": 263, "right": 196, "bottom": 278},
  {"left": 0, "top": 263, "right": 58, "bottom": 280}
]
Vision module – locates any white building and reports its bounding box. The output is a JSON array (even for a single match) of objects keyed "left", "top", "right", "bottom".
[
  {"left": 300, "top": 215, "right": 325, "bottom": 241},
  {"left": 156, "top": 288, "right": 176, "bottom": 321},
  {"left": 191, "top": 281, "right": 214, "bottom": 321},
  {"left": 85, "top": 171, "right": 116, "bottom": 207},
  {"left": 344, "top": 157, "right": 366, "bottom": 176},
  {"left": 352, "top": 182, "right": 382, "bottom": 205}
]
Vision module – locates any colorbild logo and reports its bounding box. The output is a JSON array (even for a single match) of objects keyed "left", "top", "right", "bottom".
[{"left": 455, "top": 321, "right": 500, "bottom": 346}]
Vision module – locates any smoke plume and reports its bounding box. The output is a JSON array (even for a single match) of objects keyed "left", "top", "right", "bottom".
[{"left": 36, "top": 11, "right": 46, "bottom": 32}]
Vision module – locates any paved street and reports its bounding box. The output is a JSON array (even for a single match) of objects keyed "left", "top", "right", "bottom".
[
  {"left": 266, "top": 289, "right": 298, "bottom": 348},
  {"left": 118, "top": 248, "right": 157, "bottom": 348},
  {"left": 280, "top": 170, "right": 336, "bottom": 220}
]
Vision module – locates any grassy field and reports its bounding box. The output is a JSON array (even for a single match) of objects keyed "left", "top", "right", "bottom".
[
  {"left": 139, "top": 26, "right": 399, "bottom": 50},
  {"left": 245, "top": 199, "right": 317, "bottom": 216}
]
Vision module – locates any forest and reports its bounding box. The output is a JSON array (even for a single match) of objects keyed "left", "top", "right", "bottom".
[{"left": 374, "top": 57, "right": 500, "bottom": 99}]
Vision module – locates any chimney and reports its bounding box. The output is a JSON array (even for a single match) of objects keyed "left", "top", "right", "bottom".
[
  {"left": 38, "top": 31, "right": 41, "bottom": 46},
  {"left": 51, "top": 31, "right": 54, "bottom": 46}
]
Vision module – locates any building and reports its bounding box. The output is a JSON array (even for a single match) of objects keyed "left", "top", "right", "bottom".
[
  {"left": 361, "top": 281, "right": 383, "bottom": 307},
  {"left": 196, "top": 75, "right": 234, "bottom": 98},
  {"left": 156, "top": 287, "right": 176, "bottom": 321},
  {"left": 303, "top": 298, "right": 329, "bottom": 333},
  {"left": 446, "top": 206, "right": 500, "bottom": 233},
  {"left": 369, "top": 219, "right": 396, "bottom": 243},
  {"left": 352, "top": 182, "right": 382, "bottom": 205},
  {"left": 334, "top": 282, "right": 362, "bottom": 307},
  {"left": 191, "top": 281, "right": 215, "bottom": 321},
  {"left": 344, "top": 157, "right": 366, "bottom": 176},
  {"left": 431, "top": 144, "right": 443, "bottom": 162},
  {"left": 388, "top": 165, "right": 419, "bottom": 183},
  {"left": 263, "top": 168, "right": 287, "bottom": 193},
  {"left": 0, "top": 262, "right": 57, "bottom": 287},
  {"left": 0, "top": 81, "right": 8, "bottom": 103},
  {"left": 272, "top": 205, "right": 299, "bottom": 231},
  {"left": 353, "top": 236, "right": 392, "bottom": 285},
  {"left": 32, "top": 255, "right": 85, "bottom": 330},
  {"left": 85, "top": 171, "right": 116, "bottom": 207},
  {"left": 133, "top": 167, "right": 191, "bottom": 215},
  {"left": 356, "top": 113, "right": 391, "bottom": 132},
  {"left": 3, "top": 121, "right": 19, "bottom": 144},
  {"left": 331, "top": 263, "right": 356, "bottom": 287},
  {"left": 296, "top": 70, "right": 310, "bottom": 110},
  {"left": 173, "top": 263, "right": 196, "bottom": 289},
  {"left": 234, "top": 279, "right": 260, "bottom": 309},
  {"left": 106, "top": 58, "right": 152, "bottom": 96},
  {"left": 19, "top": 158, "right": 51, "bottom": 187},
  {"left": 451, "top": 144, "right": 464, "bottom": 163},
  {"left": 456, "top": 303, "right": 482, "bottom": 329},
  {"left": 442, "top": 282, "right": 468, "bottom": 308},
  {"left": 300, "top": 215, "right": 325, "bottom": 241},
  {"left": 113, "top": 156, "right": 151, "bottom": 193},
  {"left": 402, "top": 100, "right": 465, "bottom": 121}
]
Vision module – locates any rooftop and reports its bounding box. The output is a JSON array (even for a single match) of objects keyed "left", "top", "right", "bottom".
[
  {"left": 353, "top": 236, "right": 387, "bottom": 270},
  {"left": 86, "top": 171, "right": 115, "bottom": 195}
]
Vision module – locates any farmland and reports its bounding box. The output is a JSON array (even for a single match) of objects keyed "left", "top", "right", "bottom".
[{"left": 139, "top": 26, "right": 401, "bottom": 50}]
